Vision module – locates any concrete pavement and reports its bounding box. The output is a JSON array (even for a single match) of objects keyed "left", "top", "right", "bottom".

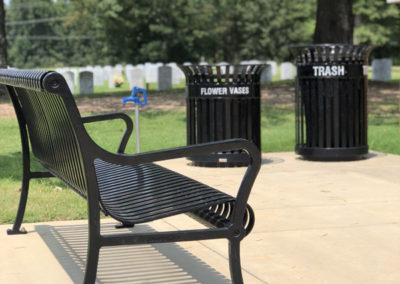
[{"left": 1, "top": 151, "right": 399, "bottom": 283}]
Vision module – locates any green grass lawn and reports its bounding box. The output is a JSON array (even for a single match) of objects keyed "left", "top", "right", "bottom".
[
  {"left": 0, "top": 110, "right": 188, "bottom": 224},
  {"left": 1, "top": 77, "right": 400, "bottom": 224},
  {"left": 390, "top": 66, "right": 400, "bottom": 82},
  {"left": 0, "top": 118, "right": 88, "bottom": 223}
]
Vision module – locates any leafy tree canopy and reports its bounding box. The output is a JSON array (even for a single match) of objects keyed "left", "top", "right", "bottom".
[
  {"left": 354, "top": 0, "right": 400, "bottom": 60},
  {"left": 4, "top": 0, "right": 400, "bottom": 68}
]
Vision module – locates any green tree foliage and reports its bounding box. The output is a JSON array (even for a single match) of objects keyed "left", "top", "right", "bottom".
[
  {"left": 212, "top": 0, "right": 314, "bottom": 62},
  {"left": 7, "top": 0, "right": 69, "bottom": 67},
  {"left": 68, "top": 0, "right": 315, "bottom": 64},
  {"left": 246, "top": 0, "right": 315, "bottom": 60},
  {"left": 354, "top": 0, "right": 400, "bottom": 60},
  {"left": 6, "top": 0, "right": 101, "bottom": 67},
  {"left": 5, "top": 0, "right": 399, "bottom": 68},
  {"left": 6, "top": 0, "right": 316, "bottom": 67},
  {"left": 71, "top": 0, "right": 222, "bottom": 64}
]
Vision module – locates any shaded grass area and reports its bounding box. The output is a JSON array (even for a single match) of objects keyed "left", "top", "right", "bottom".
[
  {"left": 0, "top": 111, "right": 187, "bottom": 224},
  {"left": 391, "top": 66, "right": 400, "bottom": 82},
  {"left": 368, "top": 98, "right": 400, "bottom": 154},
  {"left": 0, "top": 119, "right": 88, "bottom": 224},
  {"left": 261, "top": 100, "right": 400, "bottom": 155},
  {"left": 262, "top": 104, "right": 295, "bottom": 152}
]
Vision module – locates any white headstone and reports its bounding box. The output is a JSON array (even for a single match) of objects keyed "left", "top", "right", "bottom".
[
  {"left": 372, "top": 58, "right": 392, "bottom": 81},
  {"left": 157, "top": 66, "right": 172, "bottom": 91},
  {"left": 266, "top": 60, "right": 277, "bottom": 75},
  {"left": 79, "top": 71, "right": 94, "bottom": 94},
  {"left": 125, "top": 65, "right": 134, "bottom": 83},
  {"left": 62, "top": 71, "right": 75, "bottom": 95},
  {"left": 56, "top": 67, "right": 65, "bottom": 74},
  {"left": 280, "top": 62, "right": 294, "bottom": 80},
  {"left": 63, "top": 69, "right": 75, "bottom": 83},
  {"left": 183, "top": 62, "right": 191, "bottom": 66},
  {"left": 108, "top": 68, "right": 123, "bottom": 89},
  {"left": 127, "top": 68, "right": 145, "bottom": 89},
  {"left": 93, "top": 66, "right": 105, "bottom": 86},
  {"left": 167, "top": 62, "right": 184, "bottom": 85},
  {"left": 260, "top": 65, "right": 273, "bottom": 83},
  {"left": 243, "top": 59, "right": 263, "bottom": 65},
  {"left": 102, "top": 66, "right": 111, "bottom": 85},
  {"left": 65, "top": 68, "right": 78, "bottom": 86},
  {"left": 178, "top": 67, "right": 186, "bottom": 81},
  {"left": 145, "top": 63, "right": 158, "bottom": 84}
]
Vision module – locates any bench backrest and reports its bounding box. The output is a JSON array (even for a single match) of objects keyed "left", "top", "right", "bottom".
[{"left": 0, "top": 69, "right": 89, "bottom": 198}]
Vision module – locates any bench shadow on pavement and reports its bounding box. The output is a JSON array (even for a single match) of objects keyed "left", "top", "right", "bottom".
[{"left": 36, "top": 223, "right": 230, "bottom": 284}]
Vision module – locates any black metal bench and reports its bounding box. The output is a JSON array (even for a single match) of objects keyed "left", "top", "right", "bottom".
[{"left": 1, "top": 69, "right": 261, "bottom": 284}]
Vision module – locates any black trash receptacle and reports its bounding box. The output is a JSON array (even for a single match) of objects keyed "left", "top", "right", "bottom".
[
  {"left": 179, "top": 64, "right": 265, "bottom": 167},
  {"left": 290, "top": 44, "right": 374, "bottom": 161}
]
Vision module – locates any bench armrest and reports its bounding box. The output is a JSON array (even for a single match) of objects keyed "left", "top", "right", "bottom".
[
  {"left": 82, "top": 113, "right": 133, "bottom": 154},
  {"left": 94, "top": 138, "right": 261, "bottom": 225},
  {"left": 97, "top": 138, "right": 259, "bottom": 166}
]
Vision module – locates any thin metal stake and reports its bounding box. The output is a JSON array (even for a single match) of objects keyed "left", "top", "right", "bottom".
[
  {"left": 122, "top": 86, "right": 147, "bottom": 154},
  {"left": 135, "top": 104, "right": 140, "bottom": 153}
]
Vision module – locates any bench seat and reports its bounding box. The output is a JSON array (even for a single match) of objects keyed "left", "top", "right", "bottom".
[{"left": 94, "top": 159, "right": 234, "bottom": 224}]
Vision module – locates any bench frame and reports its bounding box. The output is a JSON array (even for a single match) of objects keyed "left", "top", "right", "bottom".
[{"left": 2, "top": 69, "right": 261, "bottom": 284}]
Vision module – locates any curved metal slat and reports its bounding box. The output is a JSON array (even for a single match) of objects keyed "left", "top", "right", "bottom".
[
  {"left": 1, "top": 69, "right": 89, "bottom": 197},
  {"left": 94, "top": 159, "right": 235, "bottom": 225},
  {"left": 0, "top": 69, "right": 49, "bottom": 91},
  {"left": 290, "top": 44, "right": 373, "bottom": 64},
  {"left": 178, "top": 63, "right": 266, "bottom": 85}
]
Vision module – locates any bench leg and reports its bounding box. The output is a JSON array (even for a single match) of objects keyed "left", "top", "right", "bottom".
[
  {"left": 7, "top": 176, "right": 30, "bottom": 235},
  {"left": 83, "top": 239, "right": 100, "bottom": 284},
  {"left": 115, "top": 222, "right": 135, "bottom": 229},
  {"left": 229, "top": 239, "right": 244, "bottom": 284}
]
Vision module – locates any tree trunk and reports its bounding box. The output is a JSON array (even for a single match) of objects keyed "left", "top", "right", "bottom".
[
  {"left": 0, "top": 1, "right": 7, "bottom": 96},
  {"left": 0, "top": 1, "right": 6, "bottom": 67},
  {"left": 313, "top": 0, "right": 354, "bottom": 44}
]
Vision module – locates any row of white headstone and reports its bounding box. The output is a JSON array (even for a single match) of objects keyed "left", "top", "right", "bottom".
[
  {"left": 55, "top": 60, "right": 296, "bottom": 95},
  {"left": 371, "top": 58, "right": 392, "bottom": 82},
  {"left": 240, "top": 60, "right": 295, "bottom": 81},
  {"left": 56, "top": 63, "right": 187, "bottom": 95}
]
